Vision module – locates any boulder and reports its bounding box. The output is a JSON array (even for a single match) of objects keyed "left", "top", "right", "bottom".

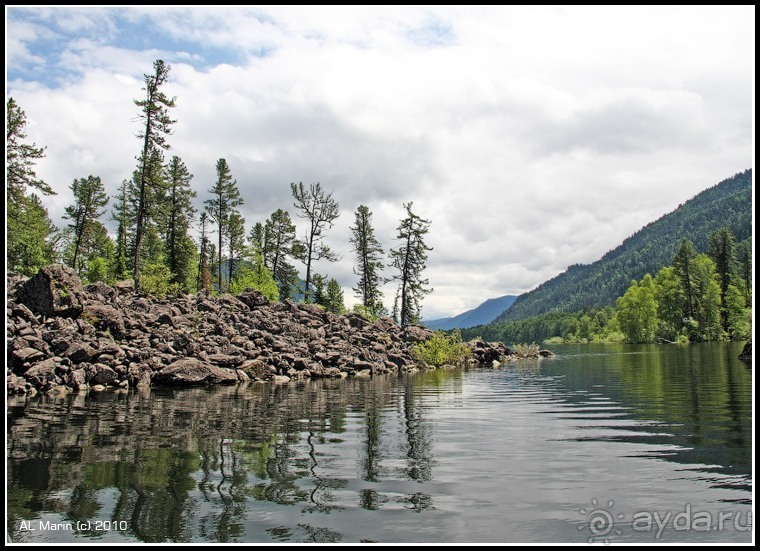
[
  {"left": 112, "top": 280, "right": 134, "bottom": 294},
  {"left": 64, "top": 342, "right": 97, "bottom": 364},
  {"left": 237, "top": 359, "right": 273, "bottom": 381},
  {"left": 468, "top": 339, "right": 509, "bottom": 364},
  {"left": 11, "top": 303, "right": 40, "bottom": 325},
  {"left": 83, "top": 281, "right": 116, "bottom": 302},
  {"left": 90, "top": 364, "right": 119, "bottom": 386},
  {"left": 10, "top": 347, "right": 45, "bottom": 370},
  {"left": 738, "top": 340, "right": 751, "bottom": 362},
  {"left": 404, "top": 324, "right": 434, "bottom": 343},
  {"left": 83, "top": 304, "right": 126, "bottom": 339},
  {"left": 64, "top": 368, "right": 88, "bottom": 390},
  {"left": 153, "top": 358, "right": 239, "bottom": 386},
  {"left": 17, "top": 264, "right": 85, "bottom": 318},
  {"left": 24, "top": 361, "right": 60, "bottom": 388},
  {"left": 207, "top": 353, "right": 244, "bottom": 368},
  {"left": 8, "top": 373, "right": 32, "bottom": 394}
]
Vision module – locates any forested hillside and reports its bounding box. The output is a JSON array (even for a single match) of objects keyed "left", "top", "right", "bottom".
[{"left": 493, "top": 169, "right": 752, "bottom": 323}]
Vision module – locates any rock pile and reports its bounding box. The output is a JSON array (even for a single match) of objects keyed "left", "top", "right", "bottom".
[
  {"left": 7, "top": 265, "right": 551, "bottom": 396},
  {"left": 8, "top": 265, "right": 440, "bottom": 395}
]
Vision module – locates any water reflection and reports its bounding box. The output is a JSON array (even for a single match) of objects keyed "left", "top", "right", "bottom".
[
  {"left": 8, "top": 372, "right": 451, "bottom": 543},
  {"left": 7, "top": 344, "right": 752, "bottom": 543},
  {"left": 539, "top": 342, "right": 752, "bottom": 496}
]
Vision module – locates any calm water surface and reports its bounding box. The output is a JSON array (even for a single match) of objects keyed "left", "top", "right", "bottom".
[{"left": 7, "top": 342, "right": 753, "bottom": 543}]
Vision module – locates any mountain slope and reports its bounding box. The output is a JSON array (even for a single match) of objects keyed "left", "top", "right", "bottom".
[
  {"left": 494, "top": 169, "right": 752, "bottom": 324},
  {"left": 424, "top": 295, "right": 518, "bottom": 330}
]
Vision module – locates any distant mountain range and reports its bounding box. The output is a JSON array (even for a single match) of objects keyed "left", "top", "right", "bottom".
[
  {"left": 490, "top": 168, "right": 752, "bottom": 324},
  {"left": 423, "top": 295, "right": 518, "bottom": 330}
]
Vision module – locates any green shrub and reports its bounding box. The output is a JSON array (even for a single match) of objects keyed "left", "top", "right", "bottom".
[
  {"left": 85, "top": 256, "right": 110, "bottom": 284},
  {"left": 512, "top": 342, "right": 540, "bottom": 358},
  {"left": 412, "top": 330, "right": 471, "bottom": 367},
  {"left": 229, "top": 262, "right": 279, "bottom": 301},
  {"left": 140, "top": 262, "right": 172, "bottom": 297},
  {"left": 352, "top": 304, "right": 387, "bottom": 321}
]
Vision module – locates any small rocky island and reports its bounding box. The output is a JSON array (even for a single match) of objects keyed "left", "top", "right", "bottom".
[{"left": 7, "top": 265, "right": 547, "bottom": 395}]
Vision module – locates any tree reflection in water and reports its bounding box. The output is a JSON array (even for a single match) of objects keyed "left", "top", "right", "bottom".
[{"left": 7, "top": 369, "right": 462, "bottom": 542}]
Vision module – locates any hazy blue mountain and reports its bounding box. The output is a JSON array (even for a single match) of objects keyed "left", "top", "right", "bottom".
[
  {"left": 424, "top": 295, "right": 518, "bottom": 330},
  {"left": 492, "top": 169, "right": 752, "bottom": 324}
]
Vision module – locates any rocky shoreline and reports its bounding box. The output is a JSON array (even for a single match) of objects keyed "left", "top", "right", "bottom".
[{"left": 7, "top": 265, "right": 539, "bottom": 396}]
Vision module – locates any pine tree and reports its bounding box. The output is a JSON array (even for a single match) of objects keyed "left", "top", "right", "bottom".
[
  {"left": 227, "top": 211, "right": 246, "bottom": 288},
  {"left": 736, "top": 238, "right": 751, "bottom": 307},
  {"left": 291, "top": 182, "right": 340, "bottom": 303},
  {"left": 197, "top": 212, "right": 212, "bottom": 291},
  {"left": 63, "top": 220, "right": 115, "bottom": 282},
  {"left": 204, "top": 158, "right": 242, "bottom": 292},
  {"left": 691, "top": 254, "right": 723, "bottom": 341},
  {"left": 6, "top": 97, "right": 55, "bottom": 205},
  {"left": 325, "top": 278, "right": 346, "bottom": 314},
  {"left": 129, "top": 147, "right": 167, "bottom": 277},
  {"left": 390, "top": 202, "right": 432, "bottom": 328},
  {"left": 163, "top": 156, "right": 196, "bottom": 290},
  {"left": 206, "top": 243, "right": 217, "bottom": 292},
  {"left": 673, "top": 239, "right": 697, "bottom": 320},
  {"left": 708, "top": 227, "right": 737, "bottom": 331},
  {"left": 654, "top": 266, "right": 685, "bottom": 341},
  {"left": 132, "top": 59, "right": 176, "bottom": 292},
  {"left": 111, "top": 180, "right": 132, "bottom": 281},
  {"left": 312, "top": 273, "right": 327, "bottom": 306},
  {"left": 350, "top": 205, "right": 385, "bottom": 316},
  {"left": 63, "top": 175, "right": 109, "bottom": 274},
  {"left": 724, "top": 284, "right": 749, "bottom": 339},
  {"left": 229, "top": 255, "right": 279, "bottom": 300},
  {"left": 261, "top": 209, "right": 300, "bottom": 300},
  {"left": 7, "top": 98, "right": 58, "bottom": 275},
  {"left": 249, "top": 222, "right": 266, "bottom": 258}
]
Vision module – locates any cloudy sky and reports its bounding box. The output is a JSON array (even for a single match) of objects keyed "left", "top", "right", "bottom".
[{"left": 6, "top": 6, "right": 754, "bottom": 319}]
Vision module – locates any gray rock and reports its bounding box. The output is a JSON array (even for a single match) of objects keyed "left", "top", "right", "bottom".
[
  {"left": 739, "top": 340, "right": 751, "bottom": 362},
  {"left": 90, "top": 364, "right": 118, "bottom": 386},
  {"left": 12, "top": 303, "right": 40, "bottom": 325},
  {"left": 83, "top": 281, "right": 116, "bottom": 302},
  {"left": 404, "top": 324, "right": 434, "bottom": 343},
  {"left": 153, "top": 358, "right": 239, "bottom": 386},
  {"left": 65, "top": 368, "right": 88, "bottom": 390},
  {"left": 17, "top": 264, "right": 85, "bottom": 318},
  {"left": 24, "top": 361, "right": 60, "bottom": 388},
  {"left": 84, "top": 304, "right": 126, "bottom": 339},
  {"left": 7, "top": 373, "right": 30, "bottom": 394},
  {"left": 10, "top": 347, "right": 45, "bottom": 370},
  {"left": 65, "top": 342, "right": 97, "bottom": 364},
  {"left": 112, "top": 280, "right": 134, "bottom": 294},
  {"left": 208, "top": 353, "right": 244, "bottom": 368},
  {"left": 236, "top": 369, "right": 250, "bottom": 382}
]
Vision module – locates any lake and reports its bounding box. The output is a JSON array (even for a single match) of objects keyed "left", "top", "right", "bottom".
[{"left": 6, "top": 342, "right": 752, "bottom": 543}]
